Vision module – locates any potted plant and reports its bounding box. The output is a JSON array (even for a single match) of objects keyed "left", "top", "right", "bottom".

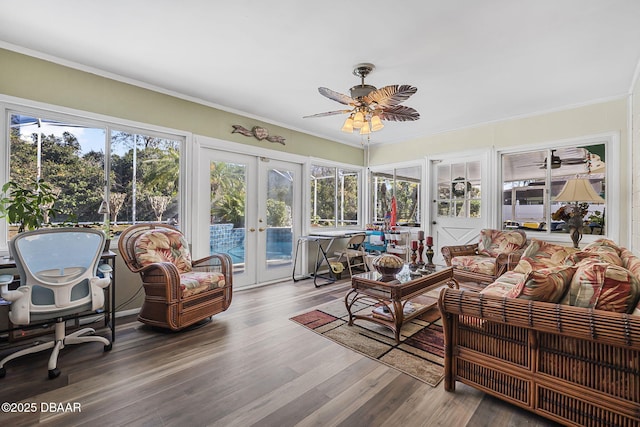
[{"left": 0, "top": 179, "right": 59, "bottom": 234}]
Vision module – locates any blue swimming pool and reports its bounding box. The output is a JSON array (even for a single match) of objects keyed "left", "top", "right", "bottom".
[{"left": 210, "top": 225, "right": 292, "bottom": 264}]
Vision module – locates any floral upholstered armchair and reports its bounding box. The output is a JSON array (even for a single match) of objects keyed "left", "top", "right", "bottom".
[
  {"left": 441, "top": 229, "right": 528, "bottom": 284},
  {"left": 119, "top": 223, "right": 232, "bottom": 331}
]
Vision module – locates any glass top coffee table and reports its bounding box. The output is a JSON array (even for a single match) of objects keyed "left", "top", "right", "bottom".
[{"left": 345, "top": 264, "right": 458, "bottom": 343}]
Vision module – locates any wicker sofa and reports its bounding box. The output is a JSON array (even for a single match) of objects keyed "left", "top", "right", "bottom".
[{"left": 438, "top": 238, "right": 640, "bottom": 426}]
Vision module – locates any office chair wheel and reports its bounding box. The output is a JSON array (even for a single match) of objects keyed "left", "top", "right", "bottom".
[
  {"left": 0, "top": 367, "right": 6, "bottom": 378},
  {"left": 48, "top": 368, "right": 61, "bottom": 379},
  {"left": 104, "top": 343, "right": 112, "bottom": 352}
]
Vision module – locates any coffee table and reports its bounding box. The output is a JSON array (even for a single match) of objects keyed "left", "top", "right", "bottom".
[{"left": 345, "top": 264, "right": 458, "bottom": 343}]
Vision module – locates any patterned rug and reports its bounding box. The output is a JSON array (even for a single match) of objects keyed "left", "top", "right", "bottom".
[{"left": 290, "top": 288, "right": 445, "bottom": 387}]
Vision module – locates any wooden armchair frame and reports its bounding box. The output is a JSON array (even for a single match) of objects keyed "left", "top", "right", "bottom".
[{"left": 118, "top": 223, "right": 232, "bottom": 331}]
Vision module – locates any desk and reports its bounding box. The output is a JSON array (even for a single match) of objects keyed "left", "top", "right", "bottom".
[
  {"left": 292, "top": 230, "right": 364, "bottom": 287},
  {"left": 0, "top": 250, "right": 117, "bottom": 343}
]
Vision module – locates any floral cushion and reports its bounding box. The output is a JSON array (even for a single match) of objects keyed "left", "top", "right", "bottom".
[
  {"left": 451, "top": 255, "right": 496, "bottom": 276},
  {"left": 506, "top": 265, "right": 575, "bottom": 302},
  {"left": 477, "top": 229, "right": 527, "bottom": 258},
  {"left": 564, "top": 250, "right": 623, "bottom": 267},
  {"left": 180, "top": 271, "right": 226, "bottom": 298},
  {"left": 514, "top": 239, "right": 577, "bottom": 274},
  {"left": 480, "top": 271, "right": 525, "bottom": 297},
  {"left": 583, "top": 239, "right": 622, "bottom": 256},
  {"left": 560, "top": 261, "right": 640, "bottom": 313},
  {"left": 134, "top": 228, "right": 193, "bottom": 273},
  {"left": 621, "top": 249, "right": 640, "bottom": 279}
]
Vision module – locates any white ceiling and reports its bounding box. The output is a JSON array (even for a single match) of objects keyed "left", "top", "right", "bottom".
[{"left": 1, "top": 0, "right": 640, "bottom": 147}]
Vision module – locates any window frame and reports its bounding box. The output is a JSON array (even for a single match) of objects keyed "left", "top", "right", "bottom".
[
  {"left": 0, "top": 99, "right": 190, "bottom": 251},
  {"left": 496, "top": 133, "right": 619, "bottom": 245},
  {"left": 368, "top": 160, "right": 424, "bottom": 228},
  {"left": 308, "top": 160, "right": 363, "bottom": 230}
]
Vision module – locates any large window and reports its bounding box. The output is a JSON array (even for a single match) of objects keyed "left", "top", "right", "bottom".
[
  {"left": 370, "top": 165, "right": 422, "bottom": 227},
  {"left": 310, "top": 165, "right": 360, "bottom": 228},
  {"left": 5, "top": 111, "right": 182, "bottom": 238},
  {"left": 501, "top": 144, "right": 606, "bottom": 235}
]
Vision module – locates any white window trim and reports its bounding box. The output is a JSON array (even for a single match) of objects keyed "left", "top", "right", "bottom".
[
  {"left": 495, "top": 132, "right": 619, "bottom": 245},
  {"left": 0, "top": 94, "right": 192, "bottom": 251}
]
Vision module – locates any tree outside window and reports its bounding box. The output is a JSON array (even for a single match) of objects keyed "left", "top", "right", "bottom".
[
  {"left": 310, "top": 165, "right": 360, "bottom": 228},
  {"left": 6, "top": 112, "right": 182, "bottom": 237}
]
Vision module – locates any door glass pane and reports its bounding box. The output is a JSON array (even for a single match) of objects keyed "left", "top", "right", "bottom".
[
  {"left": 266, "top": 167, "right": 294, "bottom": 269},
  {"left": 437, "top": 161, "right": 481, "bottom": 218},
  {"left": 209, "top": 161, "right": 247, "bottom": 274}
]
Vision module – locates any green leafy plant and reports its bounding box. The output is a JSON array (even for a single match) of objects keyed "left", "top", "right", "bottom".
[{"left": 0, "top": 180, "right": 59, "bottom": 232}]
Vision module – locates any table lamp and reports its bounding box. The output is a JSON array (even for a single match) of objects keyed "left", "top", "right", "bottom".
[{"left": 553, "top": 177, "right": 605, "bottom": 248}]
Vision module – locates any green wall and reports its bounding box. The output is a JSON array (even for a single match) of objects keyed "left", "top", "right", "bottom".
[{"left": 0, "top": 48, "right": 363, "bottom": 165}]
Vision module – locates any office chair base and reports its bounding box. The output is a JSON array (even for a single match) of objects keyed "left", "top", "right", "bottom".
[{"left": 0, "top": 325, "right": 111, "bottom": 379}]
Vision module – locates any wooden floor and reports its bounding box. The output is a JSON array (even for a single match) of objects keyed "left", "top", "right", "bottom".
[{"left": 0, "top": 278, "right": 560, "bottom": 426}]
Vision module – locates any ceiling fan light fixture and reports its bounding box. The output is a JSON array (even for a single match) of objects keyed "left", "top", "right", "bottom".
[
  {"left": 304, "top": 62, "right": 419, "bottom": 138},
  {"left": 353, "top": 110, "right": 365, "bottom": 129},
  {"left": 359, "top": 121, "right": 371, "bottom": 135},
  {"left": 341, "top": 116, "right": 354, "bottom": 133},
  {"left": 370, "top": 115, "right": 384, "bottom": 131}
]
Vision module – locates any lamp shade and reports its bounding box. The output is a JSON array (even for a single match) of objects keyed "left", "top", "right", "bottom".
[
  {"left": 554, "top": 178, "right": 605, "bottom": 203},
  {"left": 359, "top": 121, "right": 371, "bottom": 135},
  {"left": 341, "top": 117, "right": 354, "bottom": 133},
  {"left": 353, "top": 111, "right": 364, "bottom": 129},
  {"left": 370, "top": 115, "right": 384, "bottom": 131}
]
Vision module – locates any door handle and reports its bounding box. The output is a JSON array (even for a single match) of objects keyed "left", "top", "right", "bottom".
[
  {"left": 432, "top": 221, "right": 437, "bottom": 225},
  {"left": 258, "top": 227, "right": 266, "bottom": 232},
  {"left": 249, "top": 227, "right": 256, "bottom": 232}
]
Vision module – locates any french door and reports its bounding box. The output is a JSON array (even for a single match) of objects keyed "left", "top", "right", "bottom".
[
  {"left": 430, "top": 153, "right": 487, "bottom": 263},
  {"left": 198, "top": 149, "right": 302, "bottom": 288}
]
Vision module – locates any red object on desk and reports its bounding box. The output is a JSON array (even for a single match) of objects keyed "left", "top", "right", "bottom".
[{"left": 426, "top": 236, "right": 433, "bottom": 246}]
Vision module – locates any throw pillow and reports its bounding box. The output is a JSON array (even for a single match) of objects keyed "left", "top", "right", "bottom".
[
  {"left": 477, "top": 229, "right": 527, "bottom": 257},
  {"left": 506, "top": 265, "right": 575, "bottom": 303},
  {"left": 514, "top": 239, "right": 577, "bottom": 274},
  {"left": 480, "top": 271, "right": 525, "bottom": 298},
  {"left": 583, "top": 238, "right": 622, "bottom": 256},
  {"left": 561, "top": 262, "right": 640, "bottom": 313},
  {"left": 134, "top": 228, "right": 193, "bottom": 273},
  {"left": 564, "top": 250, "right": 623, "bottom": 267}
]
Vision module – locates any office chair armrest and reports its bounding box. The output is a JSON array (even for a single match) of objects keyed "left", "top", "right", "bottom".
[
  {"left": 0, "top": 274, "right": 13, "bottom": 287},
  {"left": 0, "top": 274, "right": 25, "bottom": 303}
]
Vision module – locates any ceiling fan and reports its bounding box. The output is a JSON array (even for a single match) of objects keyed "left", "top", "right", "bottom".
[
  {"left": 303, "top": 63, "right": 419, "bottom": 135},
  {"left": 537, "top": 149, "right": 588, "bottom": 169}
]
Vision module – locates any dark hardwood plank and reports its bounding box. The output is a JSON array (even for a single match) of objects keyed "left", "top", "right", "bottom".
[{"left": 0, "top": 278, "right": 559, "bottom": 426}]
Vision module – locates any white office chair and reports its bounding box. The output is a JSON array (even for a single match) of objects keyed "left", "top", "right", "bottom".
[
  {"left": 333, "top": 233, "right": 369, "bottom": 277},
  {"left": 0, "top": 228, "right": 112, "bottom": 379}
]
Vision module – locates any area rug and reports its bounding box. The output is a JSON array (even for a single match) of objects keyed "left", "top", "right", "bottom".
[{"left": 290, "top": 290, "right": 445, "bottom": 387}]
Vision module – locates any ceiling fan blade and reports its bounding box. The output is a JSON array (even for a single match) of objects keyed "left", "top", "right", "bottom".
[
  {"left": 303, "top": 109, "right": 351, "bottom": 118},
  {"left": 318, "top": 87, "right": 358, "bottom": 106},
  {"left": 364, "top": 85, "right": 417, "bottom": 108},
  {"left": 378, "top": 105, "right": 420, "bottom": 122}
]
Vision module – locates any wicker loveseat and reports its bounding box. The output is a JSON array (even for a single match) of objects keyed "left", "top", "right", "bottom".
[
  {"left": 438, "top": 238, "right": 640, "bottom": 426},
  {"left": 441, "top": 229, "right": 528, "bottom": 285},
  {"left": 119, "top": 223, "right": 232, "bottom": 331}
]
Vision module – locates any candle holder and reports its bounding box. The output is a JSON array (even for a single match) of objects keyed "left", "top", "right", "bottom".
[
  {"left": 425, "top": 245, "right": 435, "bottom": 267},
  {"left": 409, "top": 247, "right": 418, "bottom": 270},
  {"left": 417, "top": 238, "right": 425, "bottom": 267}
]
